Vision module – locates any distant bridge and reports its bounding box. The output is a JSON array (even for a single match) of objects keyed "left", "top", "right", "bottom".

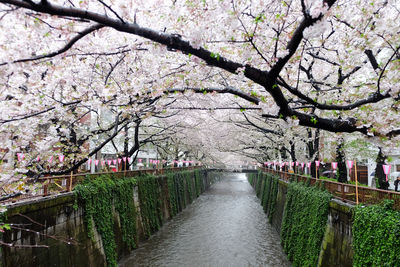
[{"left": 206, "top": 168, "right": 259, "bottom": 173}]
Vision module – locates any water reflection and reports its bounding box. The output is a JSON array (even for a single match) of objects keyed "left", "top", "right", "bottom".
[{"left": 119, "top": 172, "right": 290, "bottom": 267}]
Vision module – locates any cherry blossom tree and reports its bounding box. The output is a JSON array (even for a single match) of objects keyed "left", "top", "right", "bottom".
[{"left": 0, "top": 0, "right": 399, "bottom": 183}]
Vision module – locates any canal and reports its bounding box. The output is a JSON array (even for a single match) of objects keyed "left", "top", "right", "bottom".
[{"left": 119, "top": 172, "right": 291, "bottom": 266}]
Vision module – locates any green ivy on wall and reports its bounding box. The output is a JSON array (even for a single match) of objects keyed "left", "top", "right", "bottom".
[
  {"left": 74, "top": 175, "right": 137, "bottom": 267},
  {"left": 280, "top": 182, "right": 331, "bottom": 267},
  {"left": 266, "top": 174, "right": 279, "bottom": 222},
  {"left": 137, "top": 174, "right": 163, "bottom": 238},
  {"left": 353, "top": 200, "right": 400, "bottom": 266},
  {"left": 248, "top": 172, "right": 279, "bottom": 222},
  {"left": 166, "top": 172, "right": 179, "bottom": 217},
  {"left": 261, "top": 173, "right": 271, "bottom": 213},
  {"left": 74, "top": 169, "right": 206, "bottom": 267},
  {"left": 256, "top": 172, "right": 264, "bottom": 198},
  {"left": 166, "top": 169, "right": 201, "bottom": 218},
  {"left": 194, "top": 170, "right": 203, "bottom": 197}
]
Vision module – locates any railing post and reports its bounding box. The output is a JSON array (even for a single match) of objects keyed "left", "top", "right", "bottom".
[
  {"left": 67, "top": 171, "right": 73, "bottom": 192},
  {"left": 342, "top": 186, "right": 345, "bottom": 202},
  {"left": 43, "top": 179, "right": 48, "bottom": 196}
]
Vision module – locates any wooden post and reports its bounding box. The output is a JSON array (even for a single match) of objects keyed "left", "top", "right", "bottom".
[
  {"left": 355, "top": 160, "right": 359, "bottom": 204},
  {"left": 43, "top": 178, "right": 48, "bottom": 196},
  {"left": 124, "top": 160, "right": 127, "bottom": 177},
  {"left": 315, "top": 164, "right": 318, "bottom": 179},
  {"left": 342, "top": 185, "right": 346, "bottom": 202},
  {"left": 67, "top": 171, "right": 73, "bottom": 192}
]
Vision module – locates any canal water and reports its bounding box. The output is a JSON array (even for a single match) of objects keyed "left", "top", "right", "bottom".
[{"left": 119, "top": 172, "right": 291, "bottom": 267}]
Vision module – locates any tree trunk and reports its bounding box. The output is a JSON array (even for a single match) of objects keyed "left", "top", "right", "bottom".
[
  {"left": 374, "top": 147, "right": 389, "bottom": 190},
  {"left": 307, "top": 128, "right": 320, "bottom": 178},
  {"left": 336, "top": 139, "right": 347, "bottom": 183}
]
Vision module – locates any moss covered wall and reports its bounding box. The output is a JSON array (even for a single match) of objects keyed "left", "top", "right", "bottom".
[
  {"left": 318, "top": 200, "right": 353, "bottom": 267},
  {"left": 248, "top": 172, "right": 354, "bottom": 267},
  {"left": 1, "top": 193, "right": 105, "bottom": 267},
  {"left": 0, "top": 169, "right": 215, "bottom": 267}
]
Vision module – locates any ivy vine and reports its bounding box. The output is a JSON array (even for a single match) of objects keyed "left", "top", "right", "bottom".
[
  {"left": 137, "top": 174, "right": 163, "bottom": 238},
  {"left": 73, "top": 169, "right": 206, "bottom": 267},
  {"left": 248, "top": 172, "right": 279, "bottom": 222},
  {"left": 166, "top": 169, "right": 202, "bottom": 218},
  {"left": 353, "top": 200, "right": 400, "bottom": 266},
  {"left": 74, "top": 174, "right": 137, "bottom": 267},
  {"left": 280, "top": 182, "right": 331, "bottom": 267}
]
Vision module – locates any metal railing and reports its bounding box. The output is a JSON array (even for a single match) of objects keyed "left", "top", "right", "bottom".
[
  {"left": 260, "top": 167, "right": 400, "bottom": 209},
  {"left": 1, "top": 166, "right": 201, "bottom": 204}
]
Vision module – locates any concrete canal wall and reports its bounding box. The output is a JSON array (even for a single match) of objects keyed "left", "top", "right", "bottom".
[
  {"left": 248, "top": 172, "right": 354, "bottom": 267},
  {"left": 0, "top": 169, "right": 218, "bottom": 267}
]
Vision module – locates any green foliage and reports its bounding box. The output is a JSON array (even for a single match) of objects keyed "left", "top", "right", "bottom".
[
  {"left": 348, "top": 180, "right": 368, "bottom": 187},
  {"left": 310, "top": 116, "right": 318, "bottom": 124},
  {"left": 247, "top": 173, "right": 255, "bottom": 186},
  {"left": 260, "top": 173, "right": 279, "bottom": 222},
  {"left": 267, "top": 175, "right": 279, "bottom": 222},
  {"left": 256, "top": 172, "right": 264, "bottom": 198},
  {"left": 248, "top": 172, "right": 279, "bottom": 222},
  {"left": 166, "top": 172, "right": 179, "bottom": 217},
  {"left": 137, "top": 174, "right": 163, "bottom": 238},
  {"left": 254, "top": 13, "right": 266, "bottom": 23},
  {"left": 114, "top": 179, "right": 137, "bottom": 251},
  {"left": 319, "top": 176, "right": 338, "bottom": 182},
  {"left": 74, "top": 175, "right": 137, "bottom": 267},
  {"left": 166, "top": 169, "right": 202, "bottom": 217},
  {"left": 280, "top": 182, "right": 331, "bottom": 267},
  {"left": 210, "top": 52, "right": 220, "bottom": 61},
  {"left": 74, "top": 169, "right": 206, "bottom": 267},
  {"left": 194, "top": 169, "right": 204, "bottom": 197},
  {"left": 353, "top": 200, "right": 400, "bottom": 266}
]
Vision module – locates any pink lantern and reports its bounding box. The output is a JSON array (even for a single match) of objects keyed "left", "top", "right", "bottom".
[
  {"left": 95, "top": 160, "right": 99, "bottom": 166},
  {"left": 59, "top": 154, "right": 64, "bottom": 162},
  {"left": 138, "top": 159, "right": 142, "bottom": 163},
  {"left": 291, "top": 162, "right": 294, "bottom": 167},
  {"left": 315, "top": 160, "right": 320, "bottom": 167},
  {"left": 346, "top": 160, "right": 354, "bottom": 170},
  {"left": 128, "top": 157, "right": 132, "bottom": 163},
  {"left": 107, "top": 160, "right": 112, "bottom": 166},
  {"left": 307, "top": 162, "right": 311, "bottom": 168},
  {"left": 118, "top": 158, "right": 122, "bottom": 164},
  {"left": 37, "top": 156, "right": 40, "bottom": 162},
  {"left": 331, "top": 162, "right": 338, "bottom": 170},
  {"left": 113, "top": 159, "right": 117, "bottom": 165},
  {"left": 17, "top": 153, "right": 24, "bottom": 161},
  {"left": 264, "top": 162, "right": 268, "bottom": 165},
  {"left": 301, "top": 162, "right": 304, "bottom": 169},
  {"left": 296, "top": 162, "right": 299, "bottom": 166},
  {"left": 123, "top": 157, "right": 127, "bottom": 162},
  {"left": 101, "top": 160, "right": 105, "bottom": 166},
  {"left": 382, "top": 164, "right": 392, "bottom": 181}
]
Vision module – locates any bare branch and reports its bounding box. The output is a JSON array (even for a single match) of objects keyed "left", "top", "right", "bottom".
[{"left": 97, "top": 0, "right": 124, "bottom": 23}]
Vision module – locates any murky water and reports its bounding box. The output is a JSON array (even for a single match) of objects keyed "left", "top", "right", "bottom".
[{"left": 119, "top": 172, "right": 291, "bottom": 267}]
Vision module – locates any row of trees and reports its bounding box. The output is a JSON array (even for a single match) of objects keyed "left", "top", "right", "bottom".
[{"left": 0, "top": 0, "right": 398, "bottom": 189}]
